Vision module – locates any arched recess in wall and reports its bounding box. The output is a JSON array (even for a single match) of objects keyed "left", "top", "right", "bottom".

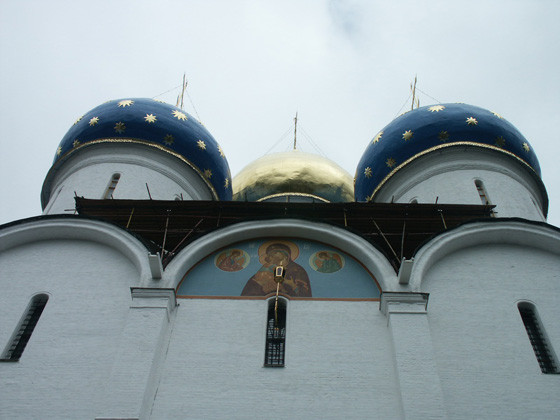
[
  {"left": 0, "top": 217, "right": 153, "bottom": 282},
  {"left": 406, "top": 220, "right": 560, "bottom": 290},
  {"left": 164, "top": 219, "right": 397, "bottom": 295}
]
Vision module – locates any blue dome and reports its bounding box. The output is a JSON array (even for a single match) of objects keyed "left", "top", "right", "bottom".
[
  {"left": 355, "top": 103, "right": 541, "bottom": 202},
  {"left": 53, "top": 98, "right": 232, "bottom": 200}
]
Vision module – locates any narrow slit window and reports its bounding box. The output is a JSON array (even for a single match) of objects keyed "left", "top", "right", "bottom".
[
  {"left": 1, "top": 294, "right": 49, "bottom": 361},
  {"left": 103, "top": 173, "right": 121, "bottom": 199},
  {"left": 264, "top": 298, "right": 286, "bottom": 367},
  {"left": 474, "top": 179, "right": 490, "bottom": 205},
  {"left": 518, "top": 302, "right": 559, "bottom": 374}
]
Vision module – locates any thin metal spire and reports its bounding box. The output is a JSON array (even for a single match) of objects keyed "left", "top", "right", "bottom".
[
  {"left": 410, "top": 75, "right": 419, "bottom": 110},
  {"left": 293, "top": 112, "right": 298, "bottom": 150},
  {"left": 176, "top": 73, "right": 187, "bottom": 109}
]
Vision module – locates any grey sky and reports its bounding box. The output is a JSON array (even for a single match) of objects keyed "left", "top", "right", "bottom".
[{"left": 1, "top": 0, "right": 558, "bottom": 225}]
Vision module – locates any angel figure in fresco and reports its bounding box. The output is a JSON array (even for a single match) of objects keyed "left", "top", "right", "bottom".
[
  {"left": 241, "top": 241, "right": 311, "bottom": 297},
  {"left": 314, "top": 251, "right": 343, "bottom": 273},
  {"left": 216, "top": 249, "right": 247, "bottom": 272}
]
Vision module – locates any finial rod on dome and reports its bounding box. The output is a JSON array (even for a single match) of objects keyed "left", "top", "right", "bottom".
[
  {"left": 293, "top": 112, "right": 298, "bottom": 150},
  {"left": 176, "top": 73, "right": 187, "bottom": 109},
  {"left": 410, "top": 75, "right": 420, "bottom": 110}
]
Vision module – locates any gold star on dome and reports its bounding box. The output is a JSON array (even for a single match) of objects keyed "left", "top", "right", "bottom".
[
  {"left": 204, "top": 169, "right": 212, "bottom": 179},
  {"left": 89, "top": 117, "right": 100, "bottom": 126},
  {"left": 523, "top": 142, "right": 530, "bottom": 152},
  {"left": 73, "top": 139, "right": 80, "bottom": 148},
  {"left": 172, "top": 110, "right": 187, "bottom": 121},
  {"left": 74, "top": 116, "right": 83, "bottom": 125},
  {"left": 153, "top": 99, "right": 166, "bottom": 103},
  {"left": 218, "top": 145, "right": 225, "bottom": 157},
  {"left": 438, "top": 131, "right": 449, "bottom": 142},
  {"left": 372, "top": 131, "right": 383, "bottom": 144},
  {"left": 197, "top": 140, "right": 206, "bottom": 150},
  {"left": 428, "top": 105, "right": 445, "bottom": 113},
  {"left": 402, "top": 130, "right": 413, "bottom": 141},
  {"left": 491, "top": 111, "right": 503, "bottom": 119},
  {"left": 56, "top": 146, "right": 62, "bottom": 156},
  {"left": 495, "top": 136, "right": 506, "bottom": 147},
  {"left": 364, "top": 167, "right": 372, "bottom": 178},
  {"left": 466, "top": 117, "right": 478, "bottom": 126},
  {"left": 144, "top": 114, "right": 157, "bottom": 123},
  {"left": 386, "top": 157, "right": 396, "bottom": 168},
  {"left": 114, "top": 122, "right": 126, "bottom": 134},
  {"left": 224, "top": 178, "right": 229, "bottom": 188},
  {"left": 163, "top": 134, "right": 174, "bottom": 145},
  {"left": 118, "top": 100, "right": 134, "bottom": 107}
]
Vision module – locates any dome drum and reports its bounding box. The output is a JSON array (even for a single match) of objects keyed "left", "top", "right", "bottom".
[{"left": 355, "top": 103, "right": 542, "bottom": 203}]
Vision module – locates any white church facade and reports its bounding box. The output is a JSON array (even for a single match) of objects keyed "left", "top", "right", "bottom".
[{"left": 1, "top": 98, "right": 559, "bottom": 419}]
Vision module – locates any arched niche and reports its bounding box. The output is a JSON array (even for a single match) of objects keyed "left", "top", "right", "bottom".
[{"left": 164, "top": 219, "right": 396, "bottom": 296}]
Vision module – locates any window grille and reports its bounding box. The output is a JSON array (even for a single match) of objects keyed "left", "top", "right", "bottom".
[
  {"left": 518, "top": 302, "right": 559, "bottom": 374},
  {"left": 1, "top": 294, "right": 49, "bottom": 361},
  {"left": 264, "top": 299, "right": 286, "bottom": 367},
  {"left": 103, "top": 173, "right": 121, "bottom": 199}
]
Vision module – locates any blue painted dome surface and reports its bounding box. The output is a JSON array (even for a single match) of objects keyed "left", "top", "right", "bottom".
[
  {"left": 355, "top": 103, "right": 540, "bottom": 202},
  {"left": 54, "top": 98, "right": 232, "bottom": 200}
]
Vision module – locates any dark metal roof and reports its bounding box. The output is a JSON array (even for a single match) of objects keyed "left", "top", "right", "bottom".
[{"left": 75, "top": 198, "right": 495, "bottom": 271}]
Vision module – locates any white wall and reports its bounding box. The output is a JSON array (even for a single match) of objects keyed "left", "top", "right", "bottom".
[
  {"left": 0, "top": 238, "right": 137, "bottom": 419},
  {"left": 423, "top": 244, "right": 560, "bottom": 420},
  {"left": 375, "top": 147, "right": 547, "bottom": 221},
  {"left": 150, "top": 299, "right": 402, "bottom": 420},
  {"left": 42, "top": 143, "right": 214, "bottom": 215}
]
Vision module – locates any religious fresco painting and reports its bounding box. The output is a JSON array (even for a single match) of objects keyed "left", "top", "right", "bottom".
[
  {"left": 215, "top": 248, "right": 250, "bottom": 272},
  {"left": 177, "top": 238, "right": 380, "bottom": 299}
]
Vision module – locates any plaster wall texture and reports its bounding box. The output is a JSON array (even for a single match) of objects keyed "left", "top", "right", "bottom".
[
  {"left": 150, "top": 299, "right": 402, "bottom": 420},
  {"left": 42, "top": 145, "right": 213, "bottom": 215},
  {"left": 422, "top": 244, "right": 560, "bottom": 420},
  {"left": 374, "top": 149, "right": 546, "bottom": 221},
  {"left": 0, "top": 239, "right": 136, "bottom": 419}
]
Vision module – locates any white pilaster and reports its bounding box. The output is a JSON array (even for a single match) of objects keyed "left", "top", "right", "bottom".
[
  {"left": 97, "top": 288, "right": 176, "bottom": 420},
  {"left": 381, "top": 292, "right": 447, "bottom": 420}
]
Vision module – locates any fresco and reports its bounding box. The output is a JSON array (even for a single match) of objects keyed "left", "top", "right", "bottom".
[{"left": 177, "top": 238, "right": 380, "bottom": 299}]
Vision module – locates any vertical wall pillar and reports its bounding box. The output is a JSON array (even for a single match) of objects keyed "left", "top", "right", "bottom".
[
  {"left": 96, "top": 288, "right": 176, "bottom": 420},
  {"left": 381, "top": 292, "right": 447, "bottom": 420}
]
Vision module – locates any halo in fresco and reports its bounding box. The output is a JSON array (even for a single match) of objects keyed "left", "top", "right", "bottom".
[
  {"left": 257, "top": 239, "right": 300, "bottom": 265},
  {"left": 214, "top": 248, "right": 250, "bottom": 272},
  {"left": 242, "top": 240, "right": 311, "bottom": 297},
  {"left": 309, "top": 251, "right": 345, "bottom": 274}
]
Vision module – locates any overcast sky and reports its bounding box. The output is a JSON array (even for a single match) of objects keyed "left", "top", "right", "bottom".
[{"left": 1, "top": 0, "right": 558, "bottom": 226}]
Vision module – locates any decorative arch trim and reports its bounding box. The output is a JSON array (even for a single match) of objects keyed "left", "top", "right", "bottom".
[
  {"left": 408, "top": 219, "right": 560, "bottom": 290},
  {"left": 0, "top": 216, "right": 151, "bottom": 281},
  {"left": 164, "top": 219, "right": 397, "bottom": 291}
]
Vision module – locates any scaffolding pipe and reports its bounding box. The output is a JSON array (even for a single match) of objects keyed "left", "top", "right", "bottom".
[
  {"left": 372, "top": 219, "right": 400, "bottom": 261},
  {"left": 161, "top": 211, "right": 170, "bottom": 262}
]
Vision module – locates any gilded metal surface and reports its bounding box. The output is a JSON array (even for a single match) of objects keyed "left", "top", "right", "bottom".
[{"left": 233, "top": 150, "right": 354, "bottom": 202}]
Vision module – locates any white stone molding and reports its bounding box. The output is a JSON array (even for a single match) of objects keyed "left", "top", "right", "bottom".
[
  {"left": 380, "top": 292, "right": 429, "bottom": 316},
  {"left": 0, "top": 217, "right": 151, "bottom": 282},
  {"left": 148, "top": 253, "right": 163, "bottom": 280},
  {"left": 130, "top": 287, "right": 177, "bottom": 318},
  {"left": 162, "top": 219, "right": 398, "bottom": 291},
  {"left": 408, "top": 220, "right": 560, "bottom": 290}
]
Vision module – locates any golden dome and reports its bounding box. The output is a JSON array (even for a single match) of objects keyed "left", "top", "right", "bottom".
[{"left": 232, "top": 150, "right": 354, "bottom": 202}]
